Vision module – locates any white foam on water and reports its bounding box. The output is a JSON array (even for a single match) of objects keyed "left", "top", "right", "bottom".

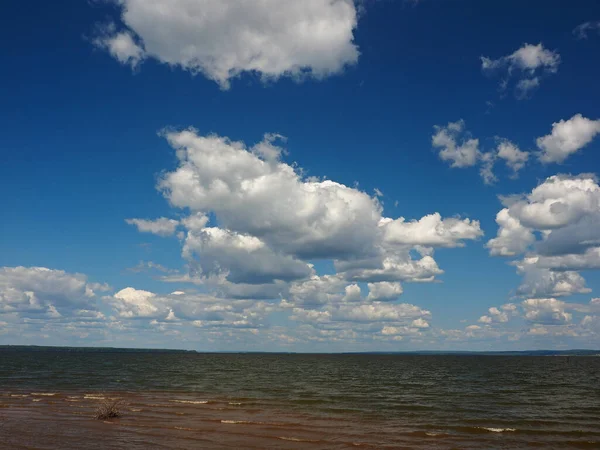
[
  {"left": 278, "top": 437, "right": 319, "bottom": 443},
  {"left": 32, "top": 399, "right": 42, "bottom": 402},
  {"left": 170, "top": 400, "right": 208, "bottom": 404},
  {"left": 10, "top": 394, "right": 29, "bottom": 397},
  {"left": 480, "top": 427, "right": 516, "bottom": 433},
  {"left": 31, "top": 393, "right": 56, "bottom": 396},
  {"left": 228, "top": 402, "right": 242, "bottom": 405},
  {"left": 221, "top": 420, "right": 256, "bottom": 424},
  {"left": 84, "top": 395, "right": 105, "bottom": 399}
]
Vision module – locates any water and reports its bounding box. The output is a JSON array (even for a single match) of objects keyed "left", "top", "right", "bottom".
[{"left": 1, "top": 351, "right": 599, "bottom": 449}]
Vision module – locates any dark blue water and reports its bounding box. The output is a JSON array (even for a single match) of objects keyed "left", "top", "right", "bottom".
[{"left": 1, "top": 352, "right": 599, "bottom": 449}]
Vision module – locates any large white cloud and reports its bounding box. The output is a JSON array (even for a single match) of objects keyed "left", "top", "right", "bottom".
[
  {"left": 481, "top": 43, "right": 560, "bottom": 98},
  {"left": 156, "top": 129, "right": 481, "bottom": 290},
  {"left": 159, "top": 130, "right": 383, "bottom": 261},
  {"left": 93, "top": 0, "right": 360, "bottom": 89},
  {"left": 488, "top": 174, "right": 600, "bottom": 298},
  {"left": 500, "top": 174, "right": 600, "bottom": 232},
  {"left": 536, "top": 114, "right": 600, "bottom": 164}
]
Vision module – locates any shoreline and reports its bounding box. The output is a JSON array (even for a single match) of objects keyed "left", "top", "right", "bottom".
[{"left": 2, "top": 388, "right": 599, "bottom": 449}]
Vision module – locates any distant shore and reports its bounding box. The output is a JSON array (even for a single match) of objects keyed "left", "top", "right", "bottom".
[{"left": 1, "top": 344, "right": 598, "bottom": 356}]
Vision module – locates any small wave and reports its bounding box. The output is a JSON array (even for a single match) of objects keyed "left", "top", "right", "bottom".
[
  {"left": 170, "top": 400, "right": 208, "bottom": 404},
  {"left": 129, "top": 408, "right": 142, "bottom": 412},
  {"left": 31, "top": 393, "right": 56, "bottom": 396},
  {"left": 32, "top": 399, "right": 42, "bottom": 402},
  {"left": 84, "top": 395, "right": 105, "bottom": 400},
  {"left": 220, "top": 419, "right": 291, "bottom": 427},
  {"left": 174, "top": 426, "right": 195, "bottom": 431},
  {"left": 479, "top": 427, "right": 517, "bottom": 433},
  {"left": 228, "top": 402, "right": 242, "bottom": 405},
  {"left": 10, "top": 394, "right": 29, "bottom": 398}
]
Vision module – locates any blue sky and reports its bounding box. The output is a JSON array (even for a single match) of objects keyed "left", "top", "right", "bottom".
[{"left": 1, "top": 0, "right": 600, "bottom": 351}]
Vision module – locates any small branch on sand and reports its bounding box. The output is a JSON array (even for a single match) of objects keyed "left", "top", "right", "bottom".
[{"left": 94, "top": 398, "right": 123, "bottom": 420}]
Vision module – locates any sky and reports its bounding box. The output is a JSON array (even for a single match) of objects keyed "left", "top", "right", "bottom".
[{"left": 1, "top": 0, "right": 600, "bottom": 352}]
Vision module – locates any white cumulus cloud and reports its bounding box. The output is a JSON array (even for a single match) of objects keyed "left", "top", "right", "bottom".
[
  {"left": 496, "top": 139, "right": 529, "bottom": 175},
  {"left": 381, "top": 213, "right": 483, "bottom": 248},
  {"left": 522, "top": 298, "right": 572, "bottom": 325},
  {"left": 182, "top": 226, "right": 313, "bottom": 284},
  {"left": 488, "top": 174, "right": 600, "bottom": 299},
  {"left": 93, "top": 0, "right": 360, "bottom": 89},
  {"left": 366, "top": 282, "right": 404, "bottom": 302},
  {"left": 432, "top": 120, "right": 480, "bottom": 168},
  {"left": 536, "top": 114, "right": 600, "bottom": 164},
  {"left": 126, "top": 217, "right": 180, "bottom": 236},
  {"left": 0, "top": 266, "right": 110, "bottom": 323},
  {"left": 93, "top": 24, "right": 145, "bottom": 69},
  {"left": 158, "top": 128, "right": 480, "bottom": 290},
  {"left": 481, "top": 43, "right": 560, "bottom": 98}
]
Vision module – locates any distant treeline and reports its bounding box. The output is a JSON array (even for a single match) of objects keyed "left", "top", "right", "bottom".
[
  {"left": 0, "top": 345, "right": 197, "bottom": 353},
  {"left": 343, "top": 350, "right": 600, "bottom": 356},
  {"left": 0, "top": 345, "right": 598, "bottom": 356}
]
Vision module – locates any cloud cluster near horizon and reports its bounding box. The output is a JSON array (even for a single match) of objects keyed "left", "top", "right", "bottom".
[
  {"left": 0, "top": 128, "right": 488, "bottom": 348},
  {"left": 4, "top": 130, "right": 600, "bottom": 349}
]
